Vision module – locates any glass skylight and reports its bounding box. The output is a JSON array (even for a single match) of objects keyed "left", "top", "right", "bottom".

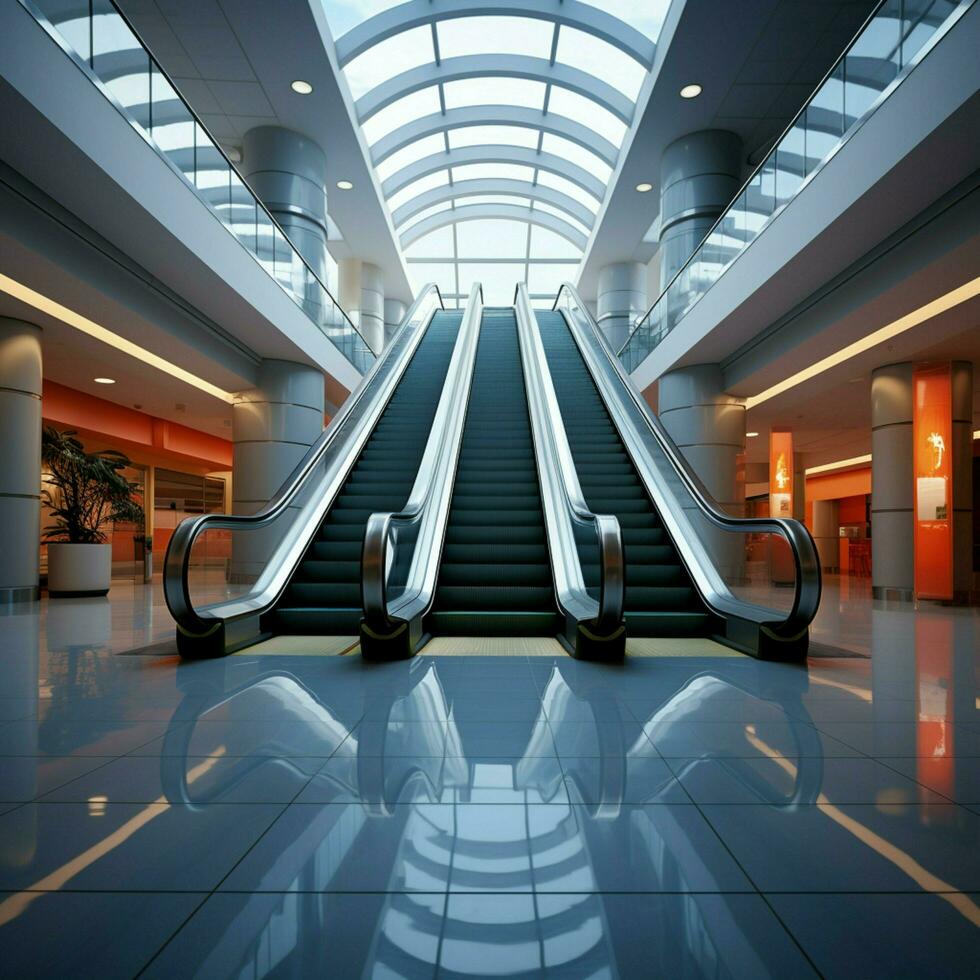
[
  {"left": 555, "top": 27, "right": 646, "bottom": 100},
  {"left": 374, "top": 133, "right": 446, "bottom": 182},
  {"left": 436, "top": 16, "right": 553, "bottom": 60},
  {"left": 360, "top": 87, "right": 441, "bottom": 144},
  {"left": 456, "top": 219, "right": 530, "bottom": 258},
  {"left": 343, "top": 25, "right": 433, "bottom": 99},
  {"left": 535, "top": 171, "right": 601, "bottom": 212},
  {"left": 442, "top": 77, "right": 548, "bottom": 112},
  {"left": 448, "top": 126, "right": 540, "bottom": 150},
  {"left": 403, "top": 226, "right": 454, "bottom": 258},
  {"left": 540, "top": 134, "right": 613, "bottom": 184},
  {"left": 386, "top": 170, "right": 449, "bottom": 211},
  {"left": 450, "top": 163, "right": 536, "bottom": 184},
  {"left": 329, "top": 3, "right": 663, "bottom": 302},
  {"left": 546, "top": 87, "right": 628, "bottom": 146}
]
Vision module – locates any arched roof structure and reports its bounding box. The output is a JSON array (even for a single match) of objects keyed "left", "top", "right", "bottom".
[{"left": 327, "top": 0, "right": 668, "bottom": 304}]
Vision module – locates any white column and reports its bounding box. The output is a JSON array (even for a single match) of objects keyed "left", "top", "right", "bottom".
[
  {"left": 359, "top": 262, "right": 385, "bottom": 355},
  {"left": 871, "top": 363, "right": 914, "bottom": 601},
  {"left": 0, "top": 318, "right": 42, "bottom": 604},
  {"left": 596, "top": 262, "right": 646, "bottom": 351},
  {"left": 812, "top": 499, "right": 840, "bottom": 572},
  {"left": 658, "top": 364, "right": 745, "bottom": 508},
  {"left": 659, "top": 130, "right": 741, "bottom": 284},
  {"left": 231, "top": 359, "right": 324, "bottom": 581},
  {"left": 242, "top": 126, "right": 333, "bottom": 290},
  {"left": 658, "top": 364, "right": 745, "bottom": 582},
  {"left": 384, "top": 298, "right": 407, "bottom": 345}
]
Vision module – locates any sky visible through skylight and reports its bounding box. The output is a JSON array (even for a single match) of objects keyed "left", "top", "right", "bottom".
[{"left": 323, "top": 1, "right": 670, "bottom": 305}]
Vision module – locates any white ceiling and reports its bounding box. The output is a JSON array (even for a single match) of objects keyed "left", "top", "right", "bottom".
[
  {"left": 578, "top": 0, "right": 877, "bottom": 296},
  {"left": 118, "top": 0, "right": 414, "bottom": 303}
]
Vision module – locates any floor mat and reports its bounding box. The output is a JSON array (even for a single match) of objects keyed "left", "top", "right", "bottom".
[
  {"left": 235, "top": 635, "right": 359, "bottom": 656},
  {"left": 625, "top": 637, "right": 742, "bottom": 658}
]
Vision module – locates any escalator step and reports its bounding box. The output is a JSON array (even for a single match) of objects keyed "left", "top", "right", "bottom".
[
  {"left": 536, "top": 309, "right": 711, "bottom": 635},
  {"left": 270, "top": 310, "right": 463, "bottom": 634},
  {"left": 429, "top": 310, "right": 558, "bottom": 633}
]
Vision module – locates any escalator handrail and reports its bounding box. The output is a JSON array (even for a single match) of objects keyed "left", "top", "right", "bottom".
[
  {"left": 553, "top": 282, "right": 821, "bottom": 640},
  {"left": 164, "top": 284, "right": 445, "bottom": 638},
  {"left": 362, "top": 283, "right": 485, "bottom": 633},
  {"left": 514, "top": 283, "right": 624, "bottom": 634}
]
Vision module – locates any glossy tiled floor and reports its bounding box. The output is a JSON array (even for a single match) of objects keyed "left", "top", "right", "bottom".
[{"left": 0, "top": 579, "right": 978, "bottom": 977}]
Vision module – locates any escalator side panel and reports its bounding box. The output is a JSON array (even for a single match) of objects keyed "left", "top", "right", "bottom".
[
  {"left": 268, "top": 311, "right": 463, "bottom": 634},
  {"left": 536, "top": 311, "right": 712, "bottom": 638}
]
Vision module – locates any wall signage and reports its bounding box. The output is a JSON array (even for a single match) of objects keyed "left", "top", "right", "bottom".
[{"left": 912, "top": 363, "right": 953, "bottom": 600}]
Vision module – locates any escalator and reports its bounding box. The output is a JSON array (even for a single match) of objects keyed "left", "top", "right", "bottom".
[
  {"left": 164, "top": 285, "right": 464, "bottom": 656},
  {"left": 535, "top": 311, "right": 713, "bottom": 638},
  {"left": 268, "top": 310, "right": 463, "bottom": 635},
  {"left": 426, "top": 309, "right": 561, "bottom": 637}
]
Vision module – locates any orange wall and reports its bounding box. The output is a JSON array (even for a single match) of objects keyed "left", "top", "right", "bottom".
[
  {"left": 839, "top": 495, "right": 867, "bottom": 525},
  {"left": 805, "top": 466, "right": 871, "bottom": 502},
  {"left": 43, "top": 381, "right": 232, "bottom": 471}
]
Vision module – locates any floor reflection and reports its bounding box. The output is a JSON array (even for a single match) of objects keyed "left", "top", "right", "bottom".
[{"left": 0, "top": 604, "right": 977, "bottom": 977}]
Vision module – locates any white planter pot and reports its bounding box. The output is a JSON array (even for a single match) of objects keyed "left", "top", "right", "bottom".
[{"left": 47, "top": 543, "right": 112, "bottom": 598}]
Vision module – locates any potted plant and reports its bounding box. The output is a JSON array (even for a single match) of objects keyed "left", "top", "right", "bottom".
[{"left": 41, "top": 427, "right": 144, "bottom": 597}]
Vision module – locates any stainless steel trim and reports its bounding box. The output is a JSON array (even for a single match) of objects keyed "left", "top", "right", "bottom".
[
  {"left": 164, "top": 284, "right": 445, "bottom": 644},
  {"left": 554, "top": 283, "right": 821, "bottom": 643},
  {"left": 514, "top": 283, "right": 624, "bottom": 637},
  {"left": 361, "top": 283, "right": 485, "bottom": 637}
]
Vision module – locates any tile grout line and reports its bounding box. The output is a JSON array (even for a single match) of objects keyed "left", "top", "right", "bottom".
[{"left": 132, "top": 713, "right": 365, "bottom": 977}]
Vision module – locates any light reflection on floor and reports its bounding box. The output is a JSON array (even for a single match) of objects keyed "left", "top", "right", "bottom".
[{"left": 0, "top": 579, "right": 977, "bottom": 977}]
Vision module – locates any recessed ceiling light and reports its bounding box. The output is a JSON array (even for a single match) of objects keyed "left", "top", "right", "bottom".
[
  {"left": 93, "top": 377, "right": 115, "bottom": 384},
  {"left": 680, "top": 84, "right": 702, "bottom": 99},
  {"left": 635, "top": 182, "right": 653, "bottom": 193},
  {"left": 336, "top": 179, "right": 354, "bottom": 190},
  {"left": 746, "top": 431, "right": 759, "bottom": 437},
  {"left": 290, "top": 79, "right": 313, "bottom": 95}
]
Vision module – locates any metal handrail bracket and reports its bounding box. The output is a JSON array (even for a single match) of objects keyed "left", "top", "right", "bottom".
[
  {"left": 164, "top": 285, "right": 444, "bottom": 657},
  {"left": 554, "top": 283, "right": 820, "bottom": 660},
  {"left": 514, "top": 283, "right": 625, "bottom": 660},
  {"left": 360, "top": 282, "right": 486, "bottom": 659}
]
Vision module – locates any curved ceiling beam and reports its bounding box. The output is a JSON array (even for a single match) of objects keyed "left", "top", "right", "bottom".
[
  {"left": 371, "top": 105, "right": 618, "bottom": 168},
  {"left": 336, "top": 0, "right": 655, "bottom": 69},
  {"left": 356, "top": 54, "right": 634, "bottom": 126},
  {"left": 392, "top": 178, "right": 595, "bottom": 230},
  {"left": 383, "top": 144, "right": 605, "bottom": 202},
  {"left": 401, "top": 202, "right": 588, "bottom": 251}
]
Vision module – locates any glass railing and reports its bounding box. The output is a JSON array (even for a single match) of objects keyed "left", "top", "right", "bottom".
[
  {"left": 619, "top": 0, "right": 970, "bottom": 372},
  {"left": 22, "top": 0, "right": 375, "bottom": 375}
]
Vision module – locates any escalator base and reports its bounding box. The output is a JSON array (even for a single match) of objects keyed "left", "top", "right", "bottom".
[
  {"left": 624, "top": 611, "right": 714, "bottom": 637},
  {"left": 428, "top": 611, "right": 562, "bottom": 637}
]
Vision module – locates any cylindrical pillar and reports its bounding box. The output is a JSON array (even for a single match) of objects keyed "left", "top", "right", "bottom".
[
  {"left": 658, "top": 364, "right": 745, "bottom": 508},
  {"left": 659, "top": 130, "right": 741, "bottom": 284},
  {"left": 659, "top": 364, "right": 745, "bottom": 582},
  {"left": 596, "top": 262, "right": 646, "bottom": 351},
  {"left": 359, "top": 262, "right": 385, "bottom": 355},
  {"left": 871, "top": 363, "right": 914, "bottom": 601},
  {"left": 384, "top": 298, "right": 407, "bottom": 345},
  {"left": 231, "top": 359, "right": 324, "bottom": 581},
  {"left": 812, "top": 499, "right": 840, "bottom": 572},
  {"left": 951, "top": 360, "right": 974, "bottom": 600},
  {"left": 241, "top": 126, "right": 336, "bottom": 294},
  {"left": 0, "top": 318, "right": 42, "bottom": 604}
]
